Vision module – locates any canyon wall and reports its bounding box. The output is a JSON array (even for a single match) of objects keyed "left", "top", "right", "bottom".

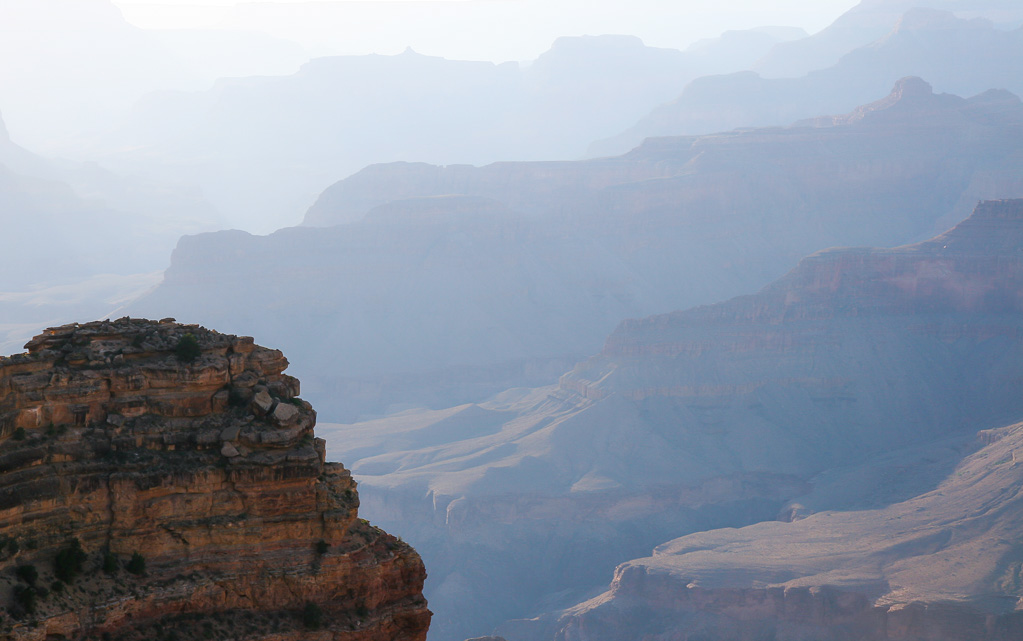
[{"left": 322, "top": 200, "right": 1023, "bottom": 640}]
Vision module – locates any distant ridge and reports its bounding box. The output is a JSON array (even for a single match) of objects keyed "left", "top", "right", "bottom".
[
  {"left": 597, "top": 198, "right": 1023, "bottom": 364},
  {"left": 591, "top": 7, "right": 1023, "bottom": 156},
  {"left": 323, "top": 200, "right": 1023, "bottom": 641},
  {"left": 533, "top": 205, "right": 1023, "bottom": 641},
  {"left": 133, "top": 80, "right": 1023, "bottom": 425}
]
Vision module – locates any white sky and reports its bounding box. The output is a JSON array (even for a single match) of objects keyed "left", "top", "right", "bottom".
[{"left": 111, "top": 0, "right": 861, "bottom": 62}]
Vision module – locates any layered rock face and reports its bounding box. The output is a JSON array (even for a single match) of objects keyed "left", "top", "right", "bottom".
[{"left": 0, "top": 318, "right": 429, "bottom": 641}]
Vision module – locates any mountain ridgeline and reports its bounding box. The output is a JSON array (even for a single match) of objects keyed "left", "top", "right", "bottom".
[
  {"left": 94, "top": 31, "right": 796, "bottom": 231},
  {"left": 131, "top": 79, "right": 1023, "bottom": 422},
  {"left": 321, "top": 199, "right": 1023, "bottom": 641},
  {"left": 591, "top": 5, "right": 1023, "bottom": 155}
]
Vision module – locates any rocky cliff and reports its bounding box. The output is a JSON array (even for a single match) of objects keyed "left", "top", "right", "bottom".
[{"left": 0, "top": 318, "right": 429, "bottom": 641}]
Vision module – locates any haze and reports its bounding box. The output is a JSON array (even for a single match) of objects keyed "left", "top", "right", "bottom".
[
  {"left": 3, "top": 1, "right": 1023, "bottom": 640},
  {"left": 112, "top": 0, "right": 859, "bottom": 61}
]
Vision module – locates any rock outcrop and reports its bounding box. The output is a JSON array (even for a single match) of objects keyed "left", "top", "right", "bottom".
[{"left": 0, "top": 318, "right": 430, "bottom": 641}]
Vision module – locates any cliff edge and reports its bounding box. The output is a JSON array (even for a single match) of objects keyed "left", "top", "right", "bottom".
[{"left": 0, "top": 318, "right": 430, "bottom": 641}]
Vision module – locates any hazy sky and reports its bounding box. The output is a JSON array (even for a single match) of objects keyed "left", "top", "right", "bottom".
[{"left": 111, "top": 0, "right": 862, "bottom": 61}]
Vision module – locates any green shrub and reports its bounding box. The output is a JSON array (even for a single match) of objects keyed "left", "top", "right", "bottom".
[
  {"left": 12, "top": 427, "right": 25, "bottom": 441},
  {"left": 102, "top": 551, "right": 119, "bottom": 575},
  {"left": 302, "top": 601, "right": 323, "bottom": 629},
  {"left": 227, "top": 387, "right": 249, "bottom": 408},
  {"left": 12, "top": 585, "right": 36, "bottom": 615},
  {"left": 50, "top": 581, "right": 64, "bottom": 593},
  {"left": 15, "top": 564, "right": 37, "bottom": 585},
  {"left": 175, "top": 333, "right": 202, "bottom": 363},
  {"left": 53, "top": 539, "right": 87, "bottom": 583},
  {"left": 314, "top": 539, "right": 329, "bottom": 555},
  {"left": 126, "top": 551, "right": 146, "bottom": 576}
]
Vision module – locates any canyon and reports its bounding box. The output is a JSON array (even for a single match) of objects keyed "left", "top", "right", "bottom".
[
  {"left": 4, "top": 2, "right": 1023, "bottom": 640},
  {"left": 91, "top": 30, "right": 799, "bottom": 231},
  {"left": 319, "top": 199, "right": 1023, "bottom": 640},
  {"left": 0, "top": 317, "right": 430, "bottom": 640},
  {"left": 131, "top": 78, "right": 1023, "bottom": 422}
]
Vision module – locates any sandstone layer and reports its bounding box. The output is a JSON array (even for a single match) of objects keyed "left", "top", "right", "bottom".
[{"left": 0, "top": 318, "right": 429, "bottom": 641}]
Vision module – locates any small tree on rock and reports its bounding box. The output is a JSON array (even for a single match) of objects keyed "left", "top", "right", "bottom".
[
  {"left": 126, "top": 551, "right": 146, "bottom": 576},
  {"left": 54, "top": 539, "right": 87, "bottom": 583},
  {"left": 303, "top": 601, "right": 324, "bottom": 629},
  {"left": 175, "top": 333, "right": 202, "bottom": 363}
]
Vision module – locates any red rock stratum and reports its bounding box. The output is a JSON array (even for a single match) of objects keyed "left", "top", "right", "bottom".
[{"left": 0, "top": 318, "right": 430, "bottom": 641}]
